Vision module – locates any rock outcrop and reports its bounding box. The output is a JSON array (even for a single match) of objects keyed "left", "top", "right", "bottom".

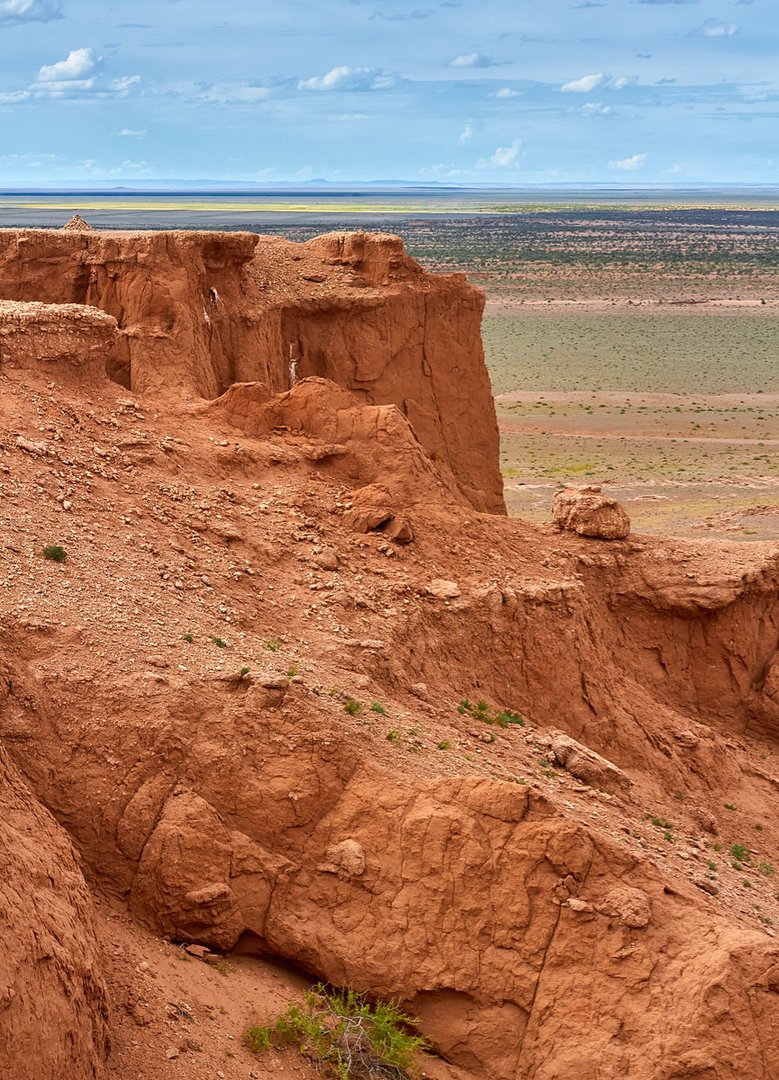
[
  {"left": 0, "top": 746, "right": 108, "bottom": 1080},
  {"left": 0, "top": 229, "right": 503, "bottom": 514},
  {"left": 553, "top": 484, "right": 631, "bottom": 539},
  {"left": 0, "top": 300, "right": 117, "bottom": 377}
]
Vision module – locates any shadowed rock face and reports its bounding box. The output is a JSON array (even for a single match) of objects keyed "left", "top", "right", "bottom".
[
  {"left": 0, "top": 746, "right": 108, "bottom": 1080},
  {"left": 0, "top": 228, "right": 504, "bottom": 515}
]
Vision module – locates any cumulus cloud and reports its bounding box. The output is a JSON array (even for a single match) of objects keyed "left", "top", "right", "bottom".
[
  {"left": 36, "top": 47, "right": 96, "bottom": 87},
  {"left": 609, "top": 152, "right": 648, "bottom": 170},
  {"left": 115, "top": 128, "right": 145, "bottom": 137},
  {"left": 574, "top": 102, "right": 612, "bottom": 115},
  {"left": 492, "top": 86, "right": 520, "bottom": 98},
  {"left": 458, "top": 122, "right": 473, "bottom": 142},
  {"left": 561, "top": 72, "right": 606, "bottom": 93},
  {"left": 0, "top": 89, "right": 31, "bottom": 102},
  {"left": 696, "top": 18, "right": 739, "bottom": 37},
  {"left": 0, "top": 0, "right": 62, "bottom": 25},
  {"left": 110, "top": 75, "right": 141, "bottom": 94},
  {"left": 298, "top": 66, "right": 394, "bottom": 91},
  {"left": 449, "top": 52, "right": 498, "bottom": 68},
  {"left": 477, "top": 139, "right": 523, "bottom": 169}
]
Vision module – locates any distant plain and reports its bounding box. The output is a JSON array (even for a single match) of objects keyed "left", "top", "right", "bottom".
[{"left": 1, "top": 189, "right": 777, "bottom": 539}]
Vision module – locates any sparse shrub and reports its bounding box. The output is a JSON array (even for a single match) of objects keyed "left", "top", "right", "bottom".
[
  {"left": 212, "top": 637, "right": 227, "bottom": 648},
  {"left": 724, "top": 803, "right": 736, "bottom": 811},
  {"left": 760, "top": 862, "right": 775, "bottom": 877},
  {"left": 344, "top": 698, "right": 362, "bottom": 716},
  {"left": 437, "top": 740, "right": 451, "bottom": 751},
  {"left": 239, "top": 666, "right": 250, "bottom": 678},
  {"left": 731, "top": 843, "right": 751, "bottom": 863},
  {"left": 244, "top": 984, "right": 427, "bottom": 1079},
  {"left": 287, "top": 664, "right": 300, "bottom": 677},
  {"left": 370, "top": 702, "right": 387, "bottom": 716},
  {"left": 458, "top": 698, "right": 524, "bottom": 728},
  {"left": 265, "top": 637, "right": 281, "bottom": 652},
  {"left": 43, "top": 544, "right": 67, "bottom": 563},
  {"left": 386, "top": 729, "right": 401, "bottom": 743},
  {"left": 182, "top": 632, "right": 194, "bottom": 643}
]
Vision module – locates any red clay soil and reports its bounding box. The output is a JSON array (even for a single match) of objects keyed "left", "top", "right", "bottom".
[{"left": 1, "top": 231, "right": 779, "bottom": 1080}]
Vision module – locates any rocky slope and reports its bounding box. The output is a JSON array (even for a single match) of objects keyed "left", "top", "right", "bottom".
[{"left": 1, "top": 233, "right": 779, "bottom": 1080}]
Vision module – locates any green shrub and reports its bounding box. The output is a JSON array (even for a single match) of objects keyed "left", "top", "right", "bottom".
[
  {"left": 212, "top": 637, "right": 227, "bottom": 648},
  {"left": 244, "top": 984, "right": 427, "bottom": 1079},
  {"left": 182, "top": 632, "right": 194, "bottom": 643},
  {"left": 265, "top": 637, "right": 281, "bottom": 652},
  {"left": 731, "top": 843, "right": 751, "bottom": 863},
  {"left": 370, "top": 702, "right": 387, "bottom": 716},
  {"left": 458, "top": 698, "right": 525, "bottom": 728},
  {"left": 43, "top": 544, "right": 67, "bottom": 563},
  {"left": 344, "top": 698, "right": 362, "bottom": 716}
]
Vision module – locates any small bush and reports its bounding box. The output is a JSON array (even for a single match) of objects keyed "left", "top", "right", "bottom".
[
  {"left": 182, "top": 632, "right": 194, "bottom": 643},
  {"left": 344, "top": 698, "right": 362, "bottom": 716},
  {"left": 731, "top": 843, "right": 751, "bottom": 863},
  {"left": 244, "top": 984, "right": 426, "bottom": 1079},
  {"left": 386, "top": 729, "right": 401, "bottom": 743},
  {"left": 43, "top": 544, "right": 67, "bottom": 563},
  {"left": 212, "top": 637, "right": 227, "bottom": 648},
  {"left": 437, "top": 740, "right": 451, "bottom": 751},
  {"left": 265, "top": 637, "right": 281, "bottom": 652},
  {"left": 287, "top": 664, "right": 300, "bottom": 677},
  {"left": 458, "top": 698, "right": 525, "bottom": 728},
  {"left": 370, "top": 702, "right": 387, "bottom": 716},
  {"left": 239, "top": 666, "right": 250, "bottom": 678}
]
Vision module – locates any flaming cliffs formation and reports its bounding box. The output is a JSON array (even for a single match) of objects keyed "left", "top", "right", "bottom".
[{"left": 1, "top": 225, "right": 779, "bottom": 1080}]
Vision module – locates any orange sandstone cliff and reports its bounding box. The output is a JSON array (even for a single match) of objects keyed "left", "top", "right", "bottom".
[{"left": 1, "top": 231, "right": 779, "bottom": 1080}]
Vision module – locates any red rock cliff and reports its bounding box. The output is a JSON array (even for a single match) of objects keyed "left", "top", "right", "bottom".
[{"left": 0, "top": 228, "right": 504, "bottom": 514}]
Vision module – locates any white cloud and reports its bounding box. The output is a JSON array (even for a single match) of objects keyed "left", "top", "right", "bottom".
[
  {"left": 561, "top": 72, "right": 606, "bottom": 93},
  {"left": 492, "top": 87, "right": 520, "bottom": 98},
  {"left": 115, "top": 128, "right": 145, "bottom": 137},
  {"left": 609, "top": 152, "right": 648, "bottom": 170},
  {"left": 458, "top": 122, "right": 473, "bottom": 142},
  {"left": 298, "top": 66, "right": 394, "bottom": 91},
  {"left": 37, "top": 47, "right": 96, "bottom": 84},
  {"left": 0, "top": 89, "right": 31, "bottom": 102},
  {"left": 700, "top": 19, "right": 739, "bottom": 37},
  {"left": 449, "top": 52, "right": 498, "bottom": 68},
  {"left": 575, "top": 102, "right": 612, "bottom": 115},
  {"left": 110, "top": 75, "right": 141, "bottom": 94},
  {"left": 197, "top": 83, "right": 270, "bottom": 103},
  {"left": 0, "top": 0, "right": 62, "bottom": 25},
  {"left": 478, "top": 139, "right": 523, "bottom": 169}
]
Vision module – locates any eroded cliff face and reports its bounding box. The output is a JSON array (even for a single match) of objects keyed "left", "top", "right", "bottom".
[
  {"left": 0, "top": 228, "right": 504, "bottom": 514},
  {"left": 1, "top": 275, "right": 779, "bottom": 1080}
]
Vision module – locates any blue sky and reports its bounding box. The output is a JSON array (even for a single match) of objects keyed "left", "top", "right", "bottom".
[{"left": 0, "top": 0, "right": 776, "bottom": 185}]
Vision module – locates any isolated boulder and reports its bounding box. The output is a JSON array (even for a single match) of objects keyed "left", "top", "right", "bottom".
[
  {"left": 550, "top": 732, "right": 632, "bottom": 796},
  {"left": 552, "top": 485, "right": 630, "bottom": 539}
]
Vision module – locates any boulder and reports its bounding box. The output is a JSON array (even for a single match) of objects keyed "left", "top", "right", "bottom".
[{"left": 552, "top": 485, "right": 630, "bottom": 539}]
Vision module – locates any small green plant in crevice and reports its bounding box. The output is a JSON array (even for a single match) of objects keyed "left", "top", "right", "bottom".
[
  {"left": 760, "top": 862, "right": 775, "bottom": 877},
  {"left": 287, "top": 664, "right": 300, "bottom": 677},
  {"left": 437, "top": 740, "right": 451, "bottom": 751},
  {"left": 182, "top": 632, "right": 194, "bottom": 644},
  {"left": 343, "top": 698, "right": 362, "bottom": 717},
  {"left": 43, "top": 544, "right": 67, "bottom": 563},
  {"left": 211, "top": 636, "right": 227, "bottom": 648},
  {"left": 731, "top": 843, "right": 751, "bottom": 863},
  {"left": 265, "top": 637, "right": 281, "bottom": 653},
  {"left": 457, "top": 698, "right": 525, "bottom": 729},
  {"left": 239, "top": 666, "right": 250, "bottom": 679},
  {"left": 647, "top": 815, "right": 673, "bottom": 831},
  {"left": 724, "top": 803, "right": 736, "bottom": 811},
  {"left": 244, "top": 984, "right": 427, "bottom": 1079},
  {"left": 370, "top": 702, "right": 387, "bottom": 716},
  {"left": 386, "top": 729, "right": 401, "bottom": 744},
  {"left": 755, "top": 823, "right": 764, "bottom": 832}
]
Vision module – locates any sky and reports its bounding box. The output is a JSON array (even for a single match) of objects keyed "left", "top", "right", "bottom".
[{"left": 0, "top": 0, "right": 776, "bottom": 186}]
